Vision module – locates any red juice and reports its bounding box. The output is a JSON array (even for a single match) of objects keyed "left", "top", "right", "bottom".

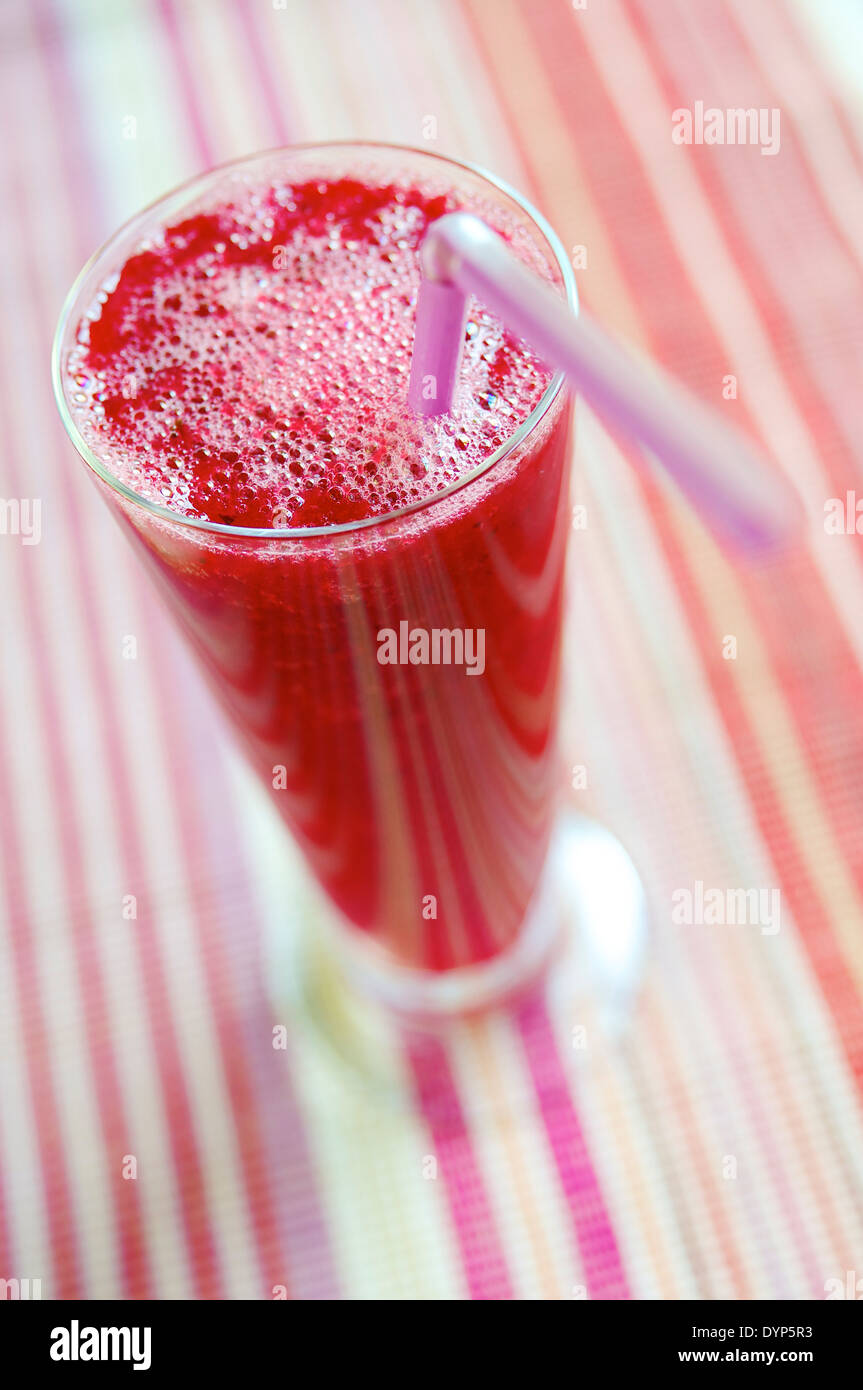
[{"left": 58, "top": 148, "right": 573, "bottom": 975}]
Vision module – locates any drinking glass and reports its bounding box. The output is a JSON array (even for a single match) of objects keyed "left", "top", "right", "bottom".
[{"left": 53, "top": 143, "right": 582, "bottom": 1019}]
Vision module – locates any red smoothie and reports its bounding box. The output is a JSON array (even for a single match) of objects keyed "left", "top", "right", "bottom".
[{"left": 60, "top": 150, "right": 573, "bottom": 973}]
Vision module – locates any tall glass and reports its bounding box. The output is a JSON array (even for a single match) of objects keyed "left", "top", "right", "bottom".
[{"left": 52, "top": 144, "right": 576, "bottom": 1016}]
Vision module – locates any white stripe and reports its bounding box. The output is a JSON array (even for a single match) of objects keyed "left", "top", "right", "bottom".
[
  {"left": 173, "top": 0, "right": 274, "bottom": 157},
  {"left": 416, "top": 0, "right": 533, "bottom": 183}
]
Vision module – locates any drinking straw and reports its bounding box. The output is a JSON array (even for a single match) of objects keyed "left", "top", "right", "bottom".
[{"left": 408, "top": 213, "right": 803, "bottom": 551}]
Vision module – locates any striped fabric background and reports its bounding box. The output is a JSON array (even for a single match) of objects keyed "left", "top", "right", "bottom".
[{"left": 2, "top": 0, "right": 863, "bottom": 1299}]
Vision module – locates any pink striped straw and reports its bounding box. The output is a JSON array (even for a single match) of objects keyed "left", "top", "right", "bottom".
[{"left": 408, "top": 213, "right": 804, "bottom": 551}]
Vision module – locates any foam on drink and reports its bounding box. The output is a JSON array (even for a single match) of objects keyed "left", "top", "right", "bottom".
[{"left": 65, "top": 174, "right": 554, "bottom": 529}]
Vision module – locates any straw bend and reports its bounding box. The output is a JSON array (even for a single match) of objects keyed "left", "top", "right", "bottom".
[{"left": 408, "top": 212, "right": 804, "bottom": 553}]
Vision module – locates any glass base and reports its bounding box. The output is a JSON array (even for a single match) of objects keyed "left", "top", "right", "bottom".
[
  {"left": 322, "top": 857, "right": 565, "bottom": 1021},
  {"left": 264, "top": 811, "right": 649, "bottom": 1093}
]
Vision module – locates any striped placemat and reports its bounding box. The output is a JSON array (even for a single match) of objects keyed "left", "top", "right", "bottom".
[{"left": 1, "top": 0, "right": 862, "bottom": 1299}]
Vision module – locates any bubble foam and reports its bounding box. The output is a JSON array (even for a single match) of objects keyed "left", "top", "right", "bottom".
[{"left": 67, "top": 175, "right": 555, "bottom": 529}]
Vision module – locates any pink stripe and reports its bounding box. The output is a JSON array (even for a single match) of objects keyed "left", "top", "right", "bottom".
[
  {"left": 156, "top": 0, "right": 217, "bottom": 169},
  {"left": 0, "top": 745, "right": 84, "bottom": 1299},
  {"left": 32, "top": 0, "right": 224, "bottom": 1297},
  {"left": 5, "top": 184, "right": 214, "bottom": 1300},
  {"left": 517, "top": 995, "right": 630, "bottom": 1300},
  {"left": 2, "top": 481, "right": 154, "bottom": 1297},
  {"left": 0, "top": 1112, "right": 12, "bottom": 1279},
  {"left": 0, "top": 173, "right": 88, "bottom": 1301},
  {"left": 406, "top": 1033, "right": 513, "bottom": 1299},
  {"left": 236, "top": 0, "right": 295, "bottom": 146},
  {"left": 0, "top": 83, "right": 151, "bottom": 1292}
]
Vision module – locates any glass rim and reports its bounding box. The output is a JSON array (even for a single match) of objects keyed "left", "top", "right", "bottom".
[{"left": 51, "top": 140, "right": 577, "bottom": 541}]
